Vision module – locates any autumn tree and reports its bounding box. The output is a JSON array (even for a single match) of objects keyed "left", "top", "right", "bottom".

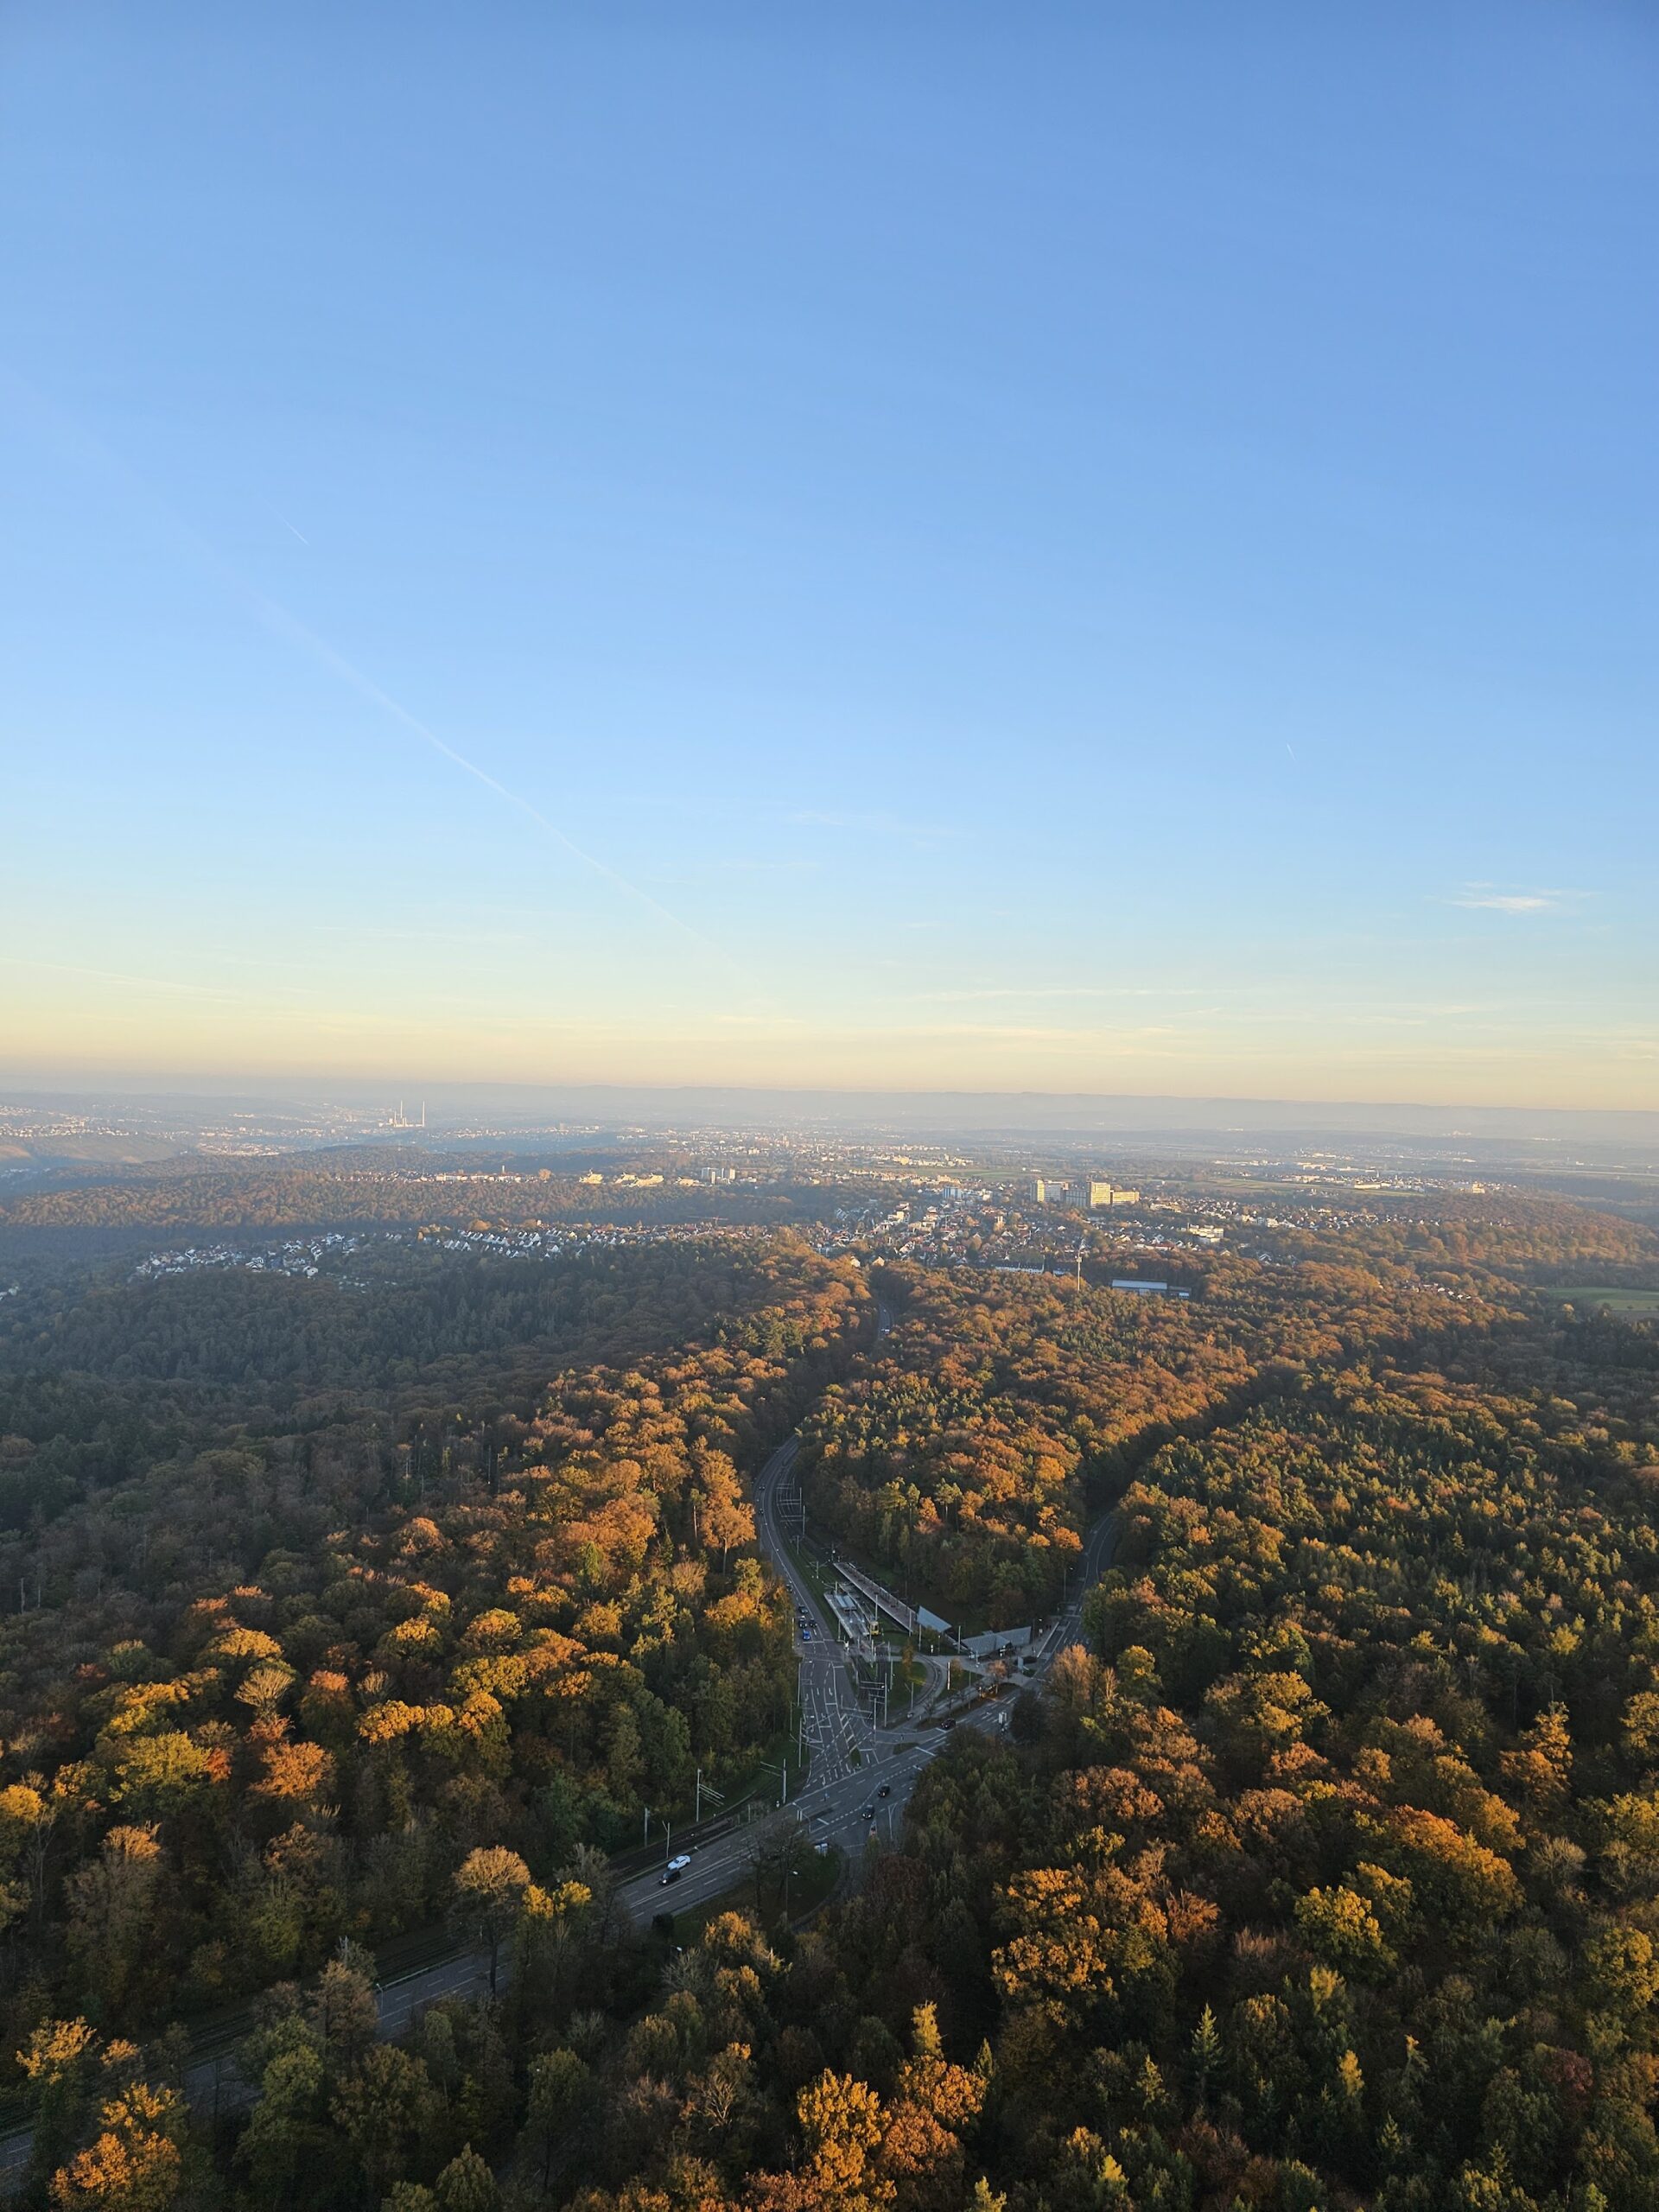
[
  {"left": 449, "top": 1847, "right": 533, "bottom": 1998},
  {"left": 49, "top": 2079, "right": 183, "bottom": 2212}
]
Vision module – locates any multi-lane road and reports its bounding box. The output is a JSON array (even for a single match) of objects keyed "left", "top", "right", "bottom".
[
  {"left": 616, "top": 1294, "right": 1116, "bottom": 1924},
  {"left": 616, "top": 1421, "right": 894, "bottom": 1921},
  {"left": 760, "top": 1437, "right": 867, "bottom": 1786}
]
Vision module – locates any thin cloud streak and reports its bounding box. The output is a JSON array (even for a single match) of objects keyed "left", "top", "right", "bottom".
[
  {"left": 788, "top": 807, "right": 956, "bottom": 842},
  {"left": 905, "top": 985, "right": 1198, "bottom": 1006},
  {"left": 1448, "top": 884, "right": 1583, "bottom": 914}
]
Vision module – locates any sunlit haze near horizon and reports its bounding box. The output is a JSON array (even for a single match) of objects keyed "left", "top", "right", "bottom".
[{"left": 3, "top": 3, "right": 1655, "bottom": 1110}]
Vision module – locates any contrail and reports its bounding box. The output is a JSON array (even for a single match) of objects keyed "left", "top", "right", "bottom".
[
  {"left": 279, "top": 517, "right": 310, "bottom": 545},
  {"left": 1, "top": 954, "right": 244, "bottom": 1003},
  {"left": 242, "top": 587, "right": 734, "bottom": 963},
  {"left": 8, "top": 372, "right": 741, "bottom": 976}
]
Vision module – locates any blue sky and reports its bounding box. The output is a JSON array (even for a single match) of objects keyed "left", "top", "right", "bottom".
[{"left": 2, "top": 3, "right": 1654, "bottom": 1104}]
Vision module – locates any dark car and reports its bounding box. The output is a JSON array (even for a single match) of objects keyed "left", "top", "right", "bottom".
[
  {"left": 862, "top": 1804, "right": 876, "bottom": 1820},
  {"left": 877, "top": 1783, "right": 892, "bottom": 1797},
  {"left": 659, "top": 1866, "right": 683, "bottom": 1886}
]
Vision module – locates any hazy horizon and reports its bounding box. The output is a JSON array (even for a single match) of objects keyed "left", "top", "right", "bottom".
[{"left": 7, "top": 1074, "right": 1659, "bottom": 1150}]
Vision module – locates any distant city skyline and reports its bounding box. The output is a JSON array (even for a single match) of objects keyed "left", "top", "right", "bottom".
[{"left": 3, "top": 4, "right": 1655, "bottom": 1108}]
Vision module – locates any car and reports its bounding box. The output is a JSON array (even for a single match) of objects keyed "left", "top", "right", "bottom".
[
  {"left": 941, "top": 1718, "right": 957, "bottom": 1731},
  {"left": 877, "top": 1783, "right": 892, "bottom": 1797},
  {"left": 862, "top": 1804, "right": 876, "bottom": 1820},
  {"left": 659, "top": 1867, "right": 683, "bottom": 1886}
]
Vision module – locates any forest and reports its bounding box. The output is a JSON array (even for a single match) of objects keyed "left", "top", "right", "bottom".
[
  {"left": 0, "top": 1189, "right": 1654, "bottom": 2210},
  {"left": 0, "top": 1154, "right": 837, "bottom": 1244}
]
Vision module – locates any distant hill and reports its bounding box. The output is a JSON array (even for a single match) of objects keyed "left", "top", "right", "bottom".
[{"left": 0, "top": 1133, "right": 183, "bottom": 1169}]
